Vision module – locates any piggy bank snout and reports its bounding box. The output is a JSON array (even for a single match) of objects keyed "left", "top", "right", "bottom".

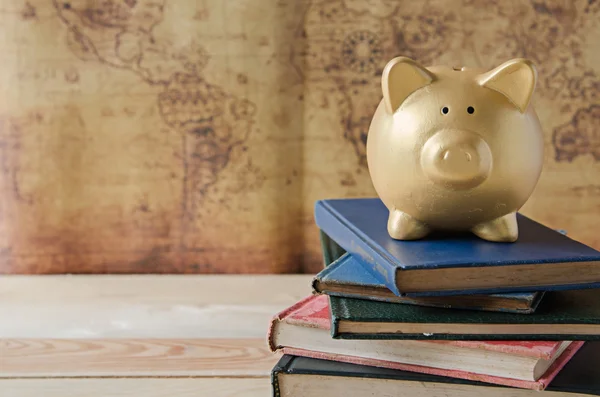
[{"left": 420, "top": 130, "right": 492, "bottom": 189}]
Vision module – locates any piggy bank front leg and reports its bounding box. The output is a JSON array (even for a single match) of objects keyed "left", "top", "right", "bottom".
[
  {"left": 387, "top": 209, "right": 431, "bottom": 240},
  {"left": 471, "top": 212, "right": 518, "bottom": 242}
]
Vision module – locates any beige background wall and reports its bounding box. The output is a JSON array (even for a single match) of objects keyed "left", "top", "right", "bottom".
[{"left": 0, "top": 0, "right": 598, "bottom": 274}]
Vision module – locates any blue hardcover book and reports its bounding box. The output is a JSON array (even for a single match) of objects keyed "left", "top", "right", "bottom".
[
  {"left": 312, "top": 253, "right": 544, "bottom": 314},
  {"left": 314, "top": 198, "right": 600, "bottom": 297}
]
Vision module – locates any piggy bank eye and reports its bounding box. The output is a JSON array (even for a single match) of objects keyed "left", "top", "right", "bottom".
[
  {"left": 441, "top": 106, "right": 449, "bottom": 115},
  {"left": 467, "top": 106, "right": 475, "bottom": 114}
]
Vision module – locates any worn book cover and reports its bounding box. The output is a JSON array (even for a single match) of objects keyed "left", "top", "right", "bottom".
[
  {"left": 329, "top": 289, "right": 600, "bottom": 340},
  {"left": 268, "top": 294, "right": 582, "bottom": 389},
  {"left": 313, "top": 253, "right": 544, "bottom": 314},
  {"left": 271, "top": 343, "right": 599, "bottom": 397},
  {"left": 314, "top": 198, "right": 600, "bottom": 296}
]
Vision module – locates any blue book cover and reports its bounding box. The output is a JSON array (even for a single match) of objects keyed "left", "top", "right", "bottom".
[
  {"left": 313, "top": 253, "right": 544, "bottom": 314},
  {"left": 314, "top": 197, "right": 600, "bottom": 297}
]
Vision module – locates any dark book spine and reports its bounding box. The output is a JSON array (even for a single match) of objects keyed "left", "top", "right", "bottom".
[
  {"left": 329, "top": 295, "right": 393, "bottom": 339},
  {"left": 319, "top": 230, "right": 347, "bottom": 267},
  {"left": 271, "top": 355, "right": 295, "bottom": 397},
  {"left": 314, "top": 201, "right": 401, "bottom": 295}
]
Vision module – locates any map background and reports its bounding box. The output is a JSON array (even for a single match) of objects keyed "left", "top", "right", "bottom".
[{"left": 0, "top": 0, "right": 598, "bottom": 274}]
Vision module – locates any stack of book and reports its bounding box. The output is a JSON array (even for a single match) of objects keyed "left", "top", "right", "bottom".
[{"left": 267, "top": 198, "right": 600, "bottom": 397}]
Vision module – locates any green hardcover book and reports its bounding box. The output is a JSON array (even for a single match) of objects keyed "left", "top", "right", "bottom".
[{"left": 329, "top": 288, "right": 600, "bottom": 340}]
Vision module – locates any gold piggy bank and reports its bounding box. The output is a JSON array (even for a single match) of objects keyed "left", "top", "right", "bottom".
[{"left": 366, "top": 57, "right": 544, "bottom": 242}]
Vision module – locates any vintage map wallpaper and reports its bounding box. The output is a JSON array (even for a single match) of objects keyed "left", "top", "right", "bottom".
[{"left": 0, "top": 0, "right": 597, "bottom": 274}]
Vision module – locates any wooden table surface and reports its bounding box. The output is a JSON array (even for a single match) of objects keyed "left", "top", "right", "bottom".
[{"left": 0, "top": 275, "right": 313, "bottom": 396}]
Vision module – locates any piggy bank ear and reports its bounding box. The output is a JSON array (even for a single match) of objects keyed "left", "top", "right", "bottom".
[
  {"left": 382, "top": 57, "right": 436, "bottom": 114},
  {"left": 477, "top": 58, "right": 537, "bottom": 113}
]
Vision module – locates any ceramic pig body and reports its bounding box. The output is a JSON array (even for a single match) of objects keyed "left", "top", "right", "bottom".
[{"left": 366, "top": 57, "right": 544, "bottom": 242}]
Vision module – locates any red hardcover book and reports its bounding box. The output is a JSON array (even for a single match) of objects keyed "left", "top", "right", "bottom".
[{"left": 267, "top": 295, "right": 584, "bottom": 391}]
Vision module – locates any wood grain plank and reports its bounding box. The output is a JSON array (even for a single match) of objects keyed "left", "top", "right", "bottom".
[
  {"left": 0, "top": 378, "right": 269, "bottom": 397},
  {"left": 0, "top": 339, "right": 279, "bottom": 378},
  {"left": 0, "top": 302, "right": 282, "bottom": 339},
  {"left": 0, "top": 275, "right": 312, "bottom": 304},
  {"left": 0, "top": 275, "right": 312, "bottom": 338}
]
